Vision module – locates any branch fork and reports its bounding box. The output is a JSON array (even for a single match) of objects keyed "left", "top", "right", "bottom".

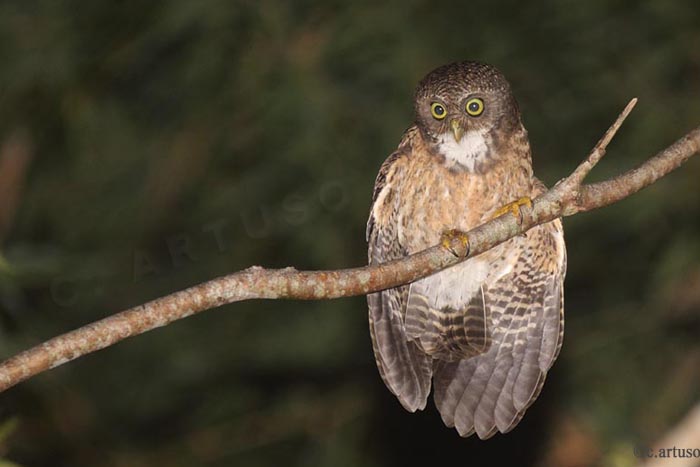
[{"left": 1, "top": 98, "right": 699, "bottom": 393}]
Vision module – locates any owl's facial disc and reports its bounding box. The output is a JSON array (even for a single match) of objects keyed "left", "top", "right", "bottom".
[{"left": 412, "top": 61, "right": 523, "bottom": 172}]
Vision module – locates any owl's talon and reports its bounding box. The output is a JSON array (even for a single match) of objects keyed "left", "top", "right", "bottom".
[
  {"left": 492, "top": 197, "right": 532, "bottom": 224},
  {"left": 440, "top": 229, "right": 470, "bottom": 258}
]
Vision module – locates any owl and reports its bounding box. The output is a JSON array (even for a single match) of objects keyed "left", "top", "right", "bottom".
[{"left": 366, "top": 61, "right": 566, "bottom": 439}]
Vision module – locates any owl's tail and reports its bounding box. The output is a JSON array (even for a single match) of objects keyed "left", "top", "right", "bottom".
[{"left": 404, "top": 281, "right": 491, "bottom": 361}]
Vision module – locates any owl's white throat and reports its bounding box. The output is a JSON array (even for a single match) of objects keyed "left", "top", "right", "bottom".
[{"left": 436, "top": 130, "right": 489, "bottom": 172}]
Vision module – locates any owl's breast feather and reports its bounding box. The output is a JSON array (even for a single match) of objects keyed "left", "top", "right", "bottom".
[{"left": 435, "top": 129, "right": 490, "bottom": 172}]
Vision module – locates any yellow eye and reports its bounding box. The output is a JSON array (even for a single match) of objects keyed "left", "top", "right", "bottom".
[
  {"left": 465, "top": 98, "right": 484, "bottom": 116},
  {"left": 430, "top": 102, "right": 447, "bottom": 120}
]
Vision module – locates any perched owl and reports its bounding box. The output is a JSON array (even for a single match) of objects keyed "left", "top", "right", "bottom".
[{"left": 366, "top": 61, "right": 566, "bottom": 439}]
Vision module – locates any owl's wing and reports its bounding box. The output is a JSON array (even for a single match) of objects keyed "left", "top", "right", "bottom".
[
  {"left": 367, "top": 135, "right": 433, "bottom": 412},
  {"left": 432, "top": 220, "right": 566, "bottom": 439}
]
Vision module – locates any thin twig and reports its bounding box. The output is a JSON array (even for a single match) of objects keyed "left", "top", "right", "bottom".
[
  {"left": 565, "top": 98, "right": 638, "bottom": 187},
  {"left": 0, "top": 102, "right": 699, "bottom": 394}
]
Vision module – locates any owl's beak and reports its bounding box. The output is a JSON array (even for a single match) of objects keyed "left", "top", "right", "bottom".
[{"left": 450, "top": 119, "right": 464, "bottom": 142}]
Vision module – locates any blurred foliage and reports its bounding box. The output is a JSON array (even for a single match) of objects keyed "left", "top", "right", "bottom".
[{"left": 0, "top": 1, "right": 699, "bottom": 466}]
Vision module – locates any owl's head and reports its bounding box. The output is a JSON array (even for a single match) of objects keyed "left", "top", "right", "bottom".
[{"left": 413, "top": 61, "right": 523, "bottom": 170}]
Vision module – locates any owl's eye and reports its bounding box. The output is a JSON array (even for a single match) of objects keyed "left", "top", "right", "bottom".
[
  {"left": 466, "top": 98, "right": 485, "bottom": 116},
  {"left": 430, "top": 102, "right": 447, "bottom": 120}
]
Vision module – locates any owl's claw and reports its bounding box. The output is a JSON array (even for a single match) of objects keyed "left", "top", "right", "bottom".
[
  {"left": 492, "top": 197, "right": 533, "bottom": 224},
  {"left": 440, "top": 229, "right": 470, "bottom": 258}
]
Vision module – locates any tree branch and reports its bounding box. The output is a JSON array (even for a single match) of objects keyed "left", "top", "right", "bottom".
[{"left": 1, "top": 99, "right": 699, "bottom": 393}]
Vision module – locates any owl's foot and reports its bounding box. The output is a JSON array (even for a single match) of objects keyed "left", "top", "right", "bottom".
[
  {"left": 492, "top": 197, "right": 532, "bottom": 224},
  {"left": 440, "top": 229, "right": 470, "bottom": 258}
]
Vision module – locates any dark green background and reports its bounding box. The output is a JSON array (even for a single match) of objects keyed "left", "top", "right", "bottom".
[{"left": 0, "top": 1, "right": 698, "bottom": 466}]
